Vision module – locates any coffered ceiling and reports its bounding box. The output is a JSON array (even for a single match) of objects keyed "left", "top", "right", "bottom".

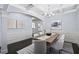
[
  {"left": 33, "top": 4, "right": 77, "bottom": 15},
  {"left": 33, "top": 4, "right": 76, "bottom": 12},
  {"left": 0, "top": 4, "right": 78, "bottom": 16},
  {"left": 19, "top": 4, "right": 78, "bottom": 16}
]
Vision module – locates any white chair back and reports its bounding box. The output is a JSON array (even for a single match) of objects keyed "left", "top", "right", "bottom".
[
  {"left": 33, "top": 40, "right": 46, "bottom": 54},
  {"left": 51, "top": 34, "right": 65, "bottom": 50},
  {"left": 34, "top": 33, "right": 39, "bottom": 37}
]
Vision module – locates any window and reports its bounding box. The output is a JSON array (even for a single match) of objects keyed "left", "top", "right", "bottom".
[
  {"left": 38, "top": 23, "right": 41, "bottom": 27},
  {"left": 32, "top": 22, "right": 35, "bottom": 28},
  {"left": 38, "top": 23, "right": 42, "bottom": 31}
]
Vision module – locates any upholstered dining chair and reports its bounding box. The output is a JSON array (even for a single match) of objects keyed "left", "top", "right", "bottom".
[
  {"left": 51, "top": 34, "right": 65, "bottom": 53},
  {"left": 17, "top": 39, "right": 47, "bottom": 54},
  {"left": 33, "top": 40, "right": 47, "bottom": 54}
]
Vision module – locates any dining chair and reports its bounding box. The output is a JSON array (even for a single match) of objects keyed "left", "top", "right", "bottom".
[
  {"left": 17, "top": 39, "right": 47, "bottom": 54},
  {"left": 51, "top": 34, "right": 65, "bottom": 53},
  {"left": 33, "top": 40, "right": 47, "bottom": 54}
]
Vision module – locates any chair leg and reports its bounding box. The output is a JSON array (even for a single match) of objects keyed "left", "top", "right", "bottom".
[
  {"left": 59, "top": 49, "right": 72, "bottom": 54},
  {"left": 59, "top": 49, "right": 63, "bottom": 54}
]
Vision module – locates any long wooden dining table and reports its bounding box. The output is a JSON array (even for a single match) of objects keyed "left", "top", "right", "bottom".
[{"left": 36, "top": 32, "right": 59, "bottom": 46}]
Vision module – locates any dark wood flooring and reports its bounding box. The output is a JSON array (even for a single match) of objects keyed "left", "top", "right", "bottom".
[{"left": 7, "top": 38, "right": 32, "bottom": 54}]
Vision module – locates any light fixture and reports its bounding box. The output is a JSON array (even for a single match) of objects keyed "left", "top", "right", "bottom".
[
  {"left": 43, "top": 5, "right": 56, "bottom": 17},
  {"left": 43, "top": 12, "right": 55, "bottom": 17}
]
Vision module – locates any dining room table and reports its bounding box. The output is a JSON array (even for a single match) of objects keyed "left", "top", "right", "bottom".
[{"left": 36, "top": 32, "right": 60, "bottom": 46}]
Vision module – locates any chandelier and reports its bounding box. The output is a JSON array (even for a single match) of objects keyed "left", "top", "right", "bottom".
[{"left": 43, "top": 5, "right": 55, "bottom": 17}]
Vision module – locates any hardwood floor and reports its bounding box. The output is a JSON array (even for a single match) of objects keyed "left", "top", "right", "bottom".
[{"left": 7, "top": 38, "right": 32, "bottom": 54}]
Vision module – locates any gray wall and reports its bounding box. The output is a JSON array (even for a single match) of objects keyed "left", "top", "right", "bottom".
[
  {"left": 7, "top": 13, "right": 32, "bottom": 44},
  {"left": 45, "top": 12, "right": 78, "bottom": 33},
  {"left": 62, "top": 11, "right": 79, "bottom": 44},
  {"left": 77, "top": 9, "right": 79, "bottom": 31},
  {"left": 62, "top": 11, "right": 78, "bottom": 33}
]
